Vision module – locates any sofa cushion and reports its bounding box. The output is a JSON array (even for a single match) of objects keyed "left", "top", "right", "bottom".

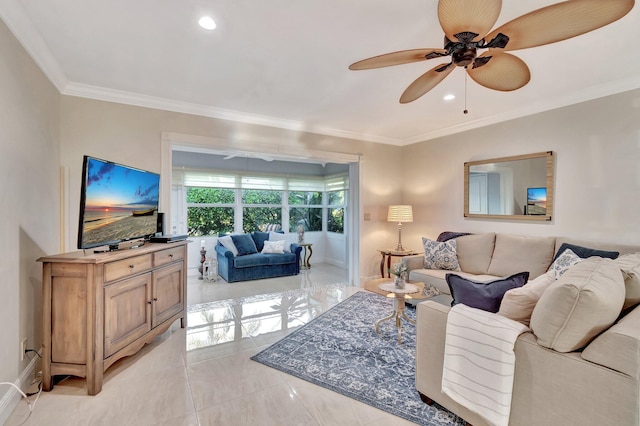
[
  {"left": 498, "top": 270, "right": 556, "bottom": 326},
  {"left": 582, "top": 306, "right": 640, "bottom": 379},
  {"left": 530, "top": 258, "right": 625, "bottom": 352},
  {"left": 446, "top": 271, "right": 529, "bottom": 313},
  {"left": 265, "top": 252, "right": 297, "bottom": 265},
  {"left": 231, "top": 234, "right": 259, "bottom": 256},
  {"left": 615, "top": 253, "right": 640, "bottom": 310},
  {"left": 233, "top": 253, "right": 270, "bottom": 268},
  {"left": 549, "top": 248, "right": 583, "bottom": 278},
  {"left": 218, "top": 235, "right": 239, "bottom": 256},
  {"left": 262, "top": 240, "right": 285, "bottom": 254},
  {"left": 268, "top": 231, "right": 291, "bottom": 252},
  {"left": 455, "top": 233, "right": 496, "bottom": 275},
  {"left": 487, "top": 234, "right": 556, "bottom": 279},
  {"left": 552, "top": 242, "right": 619, "bottom": 263},
  {"left": 252, "top": 231, "right": 270, "bottom": 252},
  {"left": 422, "top": 237, "right": 460, "bottom": 271}
]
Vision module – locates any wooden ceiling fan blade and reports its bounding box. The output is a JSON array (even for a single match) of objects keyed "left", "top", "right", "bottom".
[
  {"left": 349, "top": 48, "right": 448, "bottom": 70},
  {"left": 438, "top": 0, "right": 502, "bottom": 42},
  {"left": 467, "top": 52, "right": 530, "bottom": 91},
  {"left": 399, "top": 63, "right": 455, "bottom": 103},
  {"left": 485, "top": 0, "right": 635, "bottom": 51}
]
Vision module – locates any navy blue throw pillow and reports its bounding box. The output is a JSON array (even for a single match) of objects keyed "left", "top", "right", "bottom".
[
  {"left": 446, "top": 272, "right": 530, "bottom": 313},
  {"left": 552, "top": 243, "right": 619, "bottom": 263},
  {"left": 231, "top": 234, "right": 258, "bottom": 256}
]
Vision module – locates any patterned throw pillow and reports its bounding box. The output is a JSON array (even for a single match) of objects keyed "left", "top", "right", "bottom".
[
  {"left": 550, "top": 248, "right": 582, "bottom": 278},
  {"left": 422, "top": 237, "right": 461, "bottom": 271},
  {"left": 261, "top": 240, "right": 285, "bottom": 254}
]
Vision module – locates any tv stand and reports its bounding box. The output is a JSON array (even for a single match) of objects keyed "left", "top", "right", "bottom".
[{"left": 37, "top": 241, "right": 188, "bottom": 395}]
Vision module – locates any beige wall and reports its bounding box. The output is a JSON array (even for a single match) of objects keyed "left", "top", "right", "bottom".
[
  {"left": 0, "top": 18, "right": 60, "bottom": 400},
  {"left": 401, "top": 88, "right": 640, "bottom": 248},
  {"left": 59, "top": 96, "right": 405, "bottom": 279}
]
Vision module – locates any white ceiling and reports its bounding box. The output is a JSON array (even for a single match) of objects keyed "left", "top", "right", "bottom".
[{"left": 2, "top": 0, "right": 639, "bottom": 145}]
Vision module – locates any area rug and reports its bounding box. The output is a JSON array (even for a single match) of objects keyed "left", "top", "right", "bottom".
[{"left": 251, "top": 291, "right": 466, "bottom": 425}]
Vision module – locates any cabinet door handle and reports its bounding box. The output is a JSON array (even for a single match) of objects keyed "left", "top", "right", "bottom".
[
  {"left": 147, "top": 300, "right": 152, "bottom": 305},
  {"left": 169, "top": 254, "right": 174, "bottom": 258},
  {"left": 129, "top": 264, "right": 135, "bottom": 269},
  {"left": 153, "top": 297, "right": 158, "bottom": 301}
]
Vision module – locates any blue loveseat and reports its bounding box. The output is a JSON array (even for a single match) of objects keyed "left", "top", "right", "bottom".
[{"left": 215, "top": 232, "right": 302, "bottom": 282}]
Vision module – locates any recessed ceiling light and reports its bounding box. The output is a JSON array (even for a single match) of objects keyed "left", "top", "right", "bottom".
[
  {"left": 443, "top": 94, "right": 455, "bottom": 101},
  {"left": 198, "top": 16, "right": 217, "bottom": 30}
]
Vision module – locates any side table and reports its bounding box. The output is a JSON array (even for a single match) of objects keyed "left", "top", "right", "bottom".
[
  {"left": 299, "top": 243, "right": 313, "bottom": 269},
  {"left": 377, "top": 249, "right": 421, "bottom": 278},
  {"left": 374, "top": 282, "right": 419, "bottom": 344}
]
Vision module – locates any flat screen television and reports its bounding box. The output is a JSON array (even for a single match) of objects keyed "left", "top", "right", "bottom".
[
  {"left": 77, "top": 155, "right": 160, "bottom": 251},
  {"left": 526, "top": 187, "right": 547, "bottom": 215}
]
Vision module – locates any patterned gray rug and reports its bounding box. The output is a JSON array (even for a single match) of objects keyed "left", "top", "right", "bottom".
[{"left": 251, "top": 291, "right": 466, "bottom": 425}]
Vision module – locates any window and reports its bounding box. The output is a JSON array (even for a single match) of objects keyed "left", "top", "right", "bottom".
[
  {"left": 289, "top": 191, "right": 322, "bottom": 232},
  {"left": 242, "top": 190, "right": 282, "bottom": 233},
  {"left": 175, "top": 170, "right": 349, "bottom": 235},
  {"left": 186, "top": 187, "right": 235, "bottom": 236},
  {"left": 327, "top": 190, "right": 346, "bottom": 234}
]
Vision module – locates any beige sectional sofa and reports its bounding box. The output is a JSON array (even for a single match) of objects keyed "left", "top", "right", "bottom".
[{"left": 403, "top": 233, "right": 640, "bottom": 426}]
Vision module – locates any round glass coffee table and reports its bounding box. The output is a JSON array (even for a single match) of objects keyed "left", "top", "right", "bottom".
[{"left": 374, "top": 282, "right": 420, "bottom": 344}]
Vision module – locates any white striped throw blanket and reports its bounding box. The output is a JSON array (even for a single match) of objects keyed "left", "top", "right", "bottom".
[{"left": 442, "top": 304, "right": 529, "bottom": 426}]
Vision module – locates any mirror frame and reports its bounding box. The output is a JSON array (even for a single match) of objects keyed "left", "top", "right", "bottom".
[{"left": 464, "top": 151, "right": 554, "bottom": 221}]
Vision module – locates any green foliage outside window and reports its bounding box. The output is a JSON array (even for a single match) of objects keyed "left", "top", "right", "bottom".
[
  {"left": 289, "top": 207, "right": 322, "bottom": 232},
  {"left": 328, "top": 208, "right": 344, "bottom": 233},
  {"left": 289, "top": 191, "right": 322, "bottom": 205},
  {"left": 186, "top": 188, "right": 235, "bottom": 236},
  {"left": 327, "top": 190, "right": 345, "bottom": 205},
  {"left": 243, "top": 207, "right": 282, "bottom": 233},
  {"left": 187, "top": 207, "right": 234, "bottom": 236},
  {"left": 242, "top": 189, "right": 282, "bottom": 204},
  {"left": 187, "top": 187, "right": 235, "bottom": 203}
]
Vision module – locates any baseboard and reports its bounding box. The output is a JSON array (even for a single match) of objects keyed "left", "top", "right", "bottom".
[{"left": 0, "top": 355, "right": 39, "bottom": 425}]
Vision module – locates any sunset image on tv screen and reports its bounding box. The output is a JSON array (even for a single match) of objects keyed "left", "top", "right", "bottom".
[{"left": 80, "top": 157, "right": 159, "bottom": 247}]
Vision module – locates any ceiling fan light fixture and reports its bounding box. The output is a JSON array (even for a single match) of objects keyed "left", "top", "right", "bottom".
[{"left": 198, "top": 16, "right": 217, "bottom": 30}]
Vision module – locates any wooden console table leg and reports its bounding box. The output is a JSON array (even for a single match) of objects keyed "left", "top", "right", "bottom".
[
  {"left": 306, "top": 245, "right": 313, "bottom": 268},
  {"left": 386, "top": 254, "right": 392, "bottom": 278},
  {"left": 379, "top": 253, "right": 386, "bottom": 278}
]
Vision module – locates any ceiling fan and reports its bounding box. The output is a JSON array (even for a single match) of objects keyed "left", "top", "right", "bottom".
[{"left": 349, "top": 0, "right": 635, "bottom": 104}]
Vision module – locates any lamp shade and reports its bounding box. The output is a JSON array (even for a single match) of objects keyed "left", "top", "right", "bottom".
[{"left": 387, "top": 205, "right": 413, "bottom": 223}]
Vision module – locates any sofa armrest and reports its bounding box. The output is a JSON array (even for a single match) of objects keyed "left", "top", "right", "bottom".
[
  {"left": 215, "top": 244, "right": 234, "bottom": 259},
  {"left": 402, "top": 254, "right": 423, "bottom": 271}
]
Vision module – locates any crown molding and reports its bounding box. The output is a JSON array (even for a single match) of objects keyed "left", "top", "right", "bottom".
[{"left": 0, "top": 0, "right": 68, "bottom": 91}]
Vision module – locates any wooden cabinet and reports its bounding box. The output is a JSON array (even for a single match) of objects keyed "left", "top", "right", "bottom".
[{"left": 38, "top": 241, "right": 188, "bottom": 395}]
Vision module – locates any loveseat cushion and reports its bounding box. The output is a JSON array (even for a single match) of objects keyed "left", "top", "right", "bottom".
[
  {"left": 233, "top": 252, "right": 296, "bottom": 268},
  {"left": 530, "top": 257, "right": 625, "bottom": 352},
  {"left": 446, "top": 271, "right": 529, "bottom": 313},
  {"left": 252, "top": 231, "right": 270, "bottom": 252},
  {"left": 581, "top": 306, "right": 640, "bottom": 379},
  {"left": 615, "top": 253, "right": 640, "bottom": 310},
  {"left": 498, "top": 270, "right": 556, "bottom": 326},
  {"left": 455, "top": 233, "right": 496, "bottom": 275},
  {"left": 487, "top": 234, "right": 556, "bottom": 279},
  {"left": 231, "top": 234, "right": 258, "bottom": 256}
]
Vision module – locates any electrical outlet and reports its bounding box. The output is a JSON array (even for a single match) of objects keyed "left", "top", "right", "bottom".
[{"left": 20, "top": 338, "right": 27, "bottom": 361}]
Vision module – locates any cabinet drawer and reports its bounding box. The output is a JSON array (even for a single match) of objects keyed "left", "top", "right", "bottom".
[
  {"left": 104, "top": 254, "right": 152, "bottom": 282},
  {"left": 153, "top": 246, "right": 184, "bottom": 267}
]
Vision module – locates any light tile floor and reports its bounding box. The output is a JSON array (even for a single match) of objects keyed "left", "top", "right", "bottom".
[{"left": 7, "top": 264, "right": 417, "bottom": 425}]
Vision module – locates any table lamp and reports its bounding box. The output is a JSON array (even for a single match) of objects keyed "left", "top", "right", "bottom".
[{"left": 387, "top": 205, "right": 413, "bottom": 252}]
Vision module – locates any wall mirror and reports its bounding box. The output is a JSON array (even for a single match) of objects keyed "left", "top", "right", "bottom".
[{"left": 464, "top": 151, "right": 554, "bottom": 221}]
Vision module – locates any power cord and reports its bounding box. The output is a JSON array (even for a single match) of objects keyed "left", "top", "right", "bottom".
[{"left": 0, "top": 348, "right": 44, "bottom": 424}]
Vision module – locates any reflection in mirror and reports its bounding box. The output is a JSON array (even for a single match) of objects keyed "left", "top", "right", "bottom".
[{"left": 464, "top": 152, "right": 554, "bottom": 221}]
